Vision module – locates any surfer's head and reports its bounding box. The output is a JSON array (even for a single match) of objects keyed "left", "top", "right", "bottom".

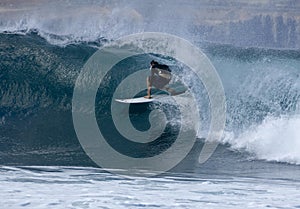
[{"left": 150, "top": 60, "right": 158, "bottom": 66}]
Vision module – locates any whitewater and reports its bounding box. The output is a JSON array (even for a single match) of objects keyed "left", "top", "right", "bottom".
[{"left": 1, "top": 0, "right": 300, "bottom": 208}]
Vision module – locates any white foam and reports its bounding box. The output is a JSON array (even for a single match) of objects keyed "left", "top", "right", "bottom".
[{"left": 223, "top": 115, "right": 300, "bottom": 165}]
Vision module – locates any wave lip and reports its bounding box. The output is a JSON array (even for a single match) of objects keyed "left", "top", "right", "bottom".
[{"left": 0, "top": 2, "right": 144, "bottom": 46}]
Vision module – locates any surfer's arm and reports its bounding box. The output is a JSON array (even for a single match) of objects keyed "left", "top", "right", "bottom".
[{"left": 150, "top": 67, "right": 158, "bottom": 77}]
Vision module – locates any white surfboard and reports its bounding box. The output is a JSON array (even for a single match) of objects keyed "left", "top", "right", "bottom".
[{"left": 115, "top": 94, "right": 170, "bottom": 104}]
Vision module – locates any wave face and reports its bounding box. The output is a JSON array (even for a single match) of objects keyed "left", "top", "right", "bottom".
[
  {"left": 1, "top": 1, "right": 300, "bottom": 167},
  {"left": 0, "top": 32, "right": 97, "bottom": 166},
  {"left": 1, "top": 32, "right": 300, "bottom": 167}
]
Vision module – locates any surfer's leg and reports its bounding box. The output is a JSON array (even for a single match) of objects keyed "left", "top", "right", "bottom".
[{"left": 144, "top": 76, "right": 152, "bottom": 99}]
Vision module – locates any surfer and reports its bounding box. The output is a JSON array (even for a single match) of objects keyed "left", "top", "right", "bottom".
[{"left": 144, "top": 60, "right": 175, "bottom": 99}]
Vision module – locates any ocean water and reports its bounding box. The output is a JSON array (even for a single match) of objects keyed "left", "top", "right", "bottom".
[
  {"left": 1, "top": 1, "right": 300, "bottom": 208},
  {"left": 1, "top": 165, "right": 300, "bottom": 209}
]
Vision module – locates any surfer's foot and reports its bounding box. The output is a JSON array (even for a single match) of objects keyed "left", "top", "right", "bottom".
[{"left": 144, "top": 95, "right": 152, "bottom": 99}]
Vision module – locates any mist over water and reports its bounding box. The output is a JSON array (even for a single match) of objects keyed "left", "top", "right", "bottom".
[{"left": 1, "top": 0, "right": 299, "bottom": 48}]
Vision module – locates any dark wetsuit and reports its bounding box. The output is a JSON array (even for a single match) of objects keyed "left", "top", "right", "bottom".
[{"left": 149, "top": 64, "right": 172, "bottom": 89}]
